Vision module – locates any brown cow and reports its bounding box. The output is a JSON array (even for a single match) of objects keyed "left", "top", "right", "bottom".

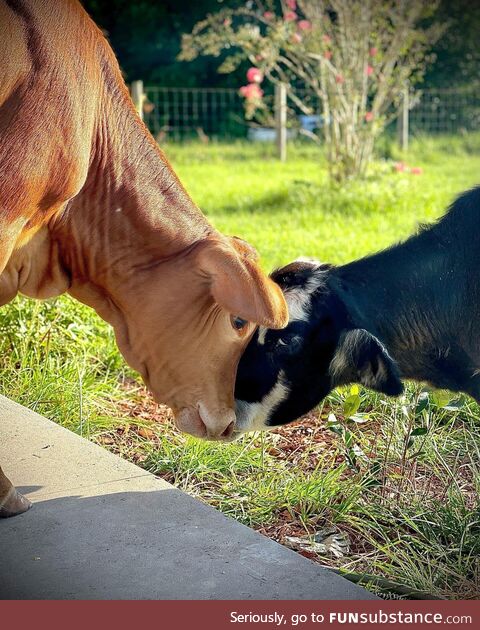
[{"left": 0, "top": 0, "right": 288, "bottom": 518}]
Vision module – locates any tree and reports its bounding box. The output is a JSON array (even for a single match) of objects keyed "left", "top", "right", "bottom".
[
  {"left": 180, "top": 0, "right": 445, "bottom": 180},
  {"left": 426, "top": 0, "right": 480, "bottom": 88},
  {"left": 82, "top": 0, "right": 239, "bottom": 87}
]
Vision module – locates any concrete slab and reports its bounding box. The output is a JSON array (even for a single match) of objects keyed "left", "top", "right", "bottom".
[{"left": 0, "top": 395, "right": 377, "bottom": 600}]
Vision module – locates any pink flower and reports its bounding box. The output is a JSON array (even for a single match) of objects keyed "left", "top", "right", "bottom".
[
  {"left": 335, "top": 74, "right": 344, "bottom": 84},
  {"left": 323, "top": 34, "right": 332, "bottom": 45},
  {"left": 223, "top": 17, "right": 232, "bottom": 27},
  {"left": 291, "top": 32, "right": 302, "bottom": 44},
  {"left": 410, "top": 166, "right": 423, "bottom": 175},
  {"left": 286, "top": 0, "right": 297, "bottom": 9},
  {"left": 394, "top": 161, "right": 406, "bottom": 172},
  {"left": 246, "top": 67, "right": 263, "bottom": 83},
  {"left": 298, "top": 20, "right": 312, "bottom": 31},
  {"left": 284, "top": 11, "right": 297, "bottom": 22},
  {"left": 324, "top": 50, "right": 332, "bottom": 60},
  {"left": 263, "top": 11, "right": 274, "bottom": 21},
  {"left": 365, "top": 111, "right": 374, "bottom": 122},
  {"left": 366, "top": 65, "right": 374, "bottom": 76},
  {"left": 239, "top": 83, "right": 263, "bottom": 100},
  {"left": 369, "top": 47, "right": 378, "bottom": 57}
]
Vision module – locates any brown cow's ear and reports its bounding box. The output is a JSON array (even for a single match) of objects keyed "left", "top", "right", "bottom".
[
  {"left": 197, "top": 238, "right": 288, "bottom": 329},
  {"left": 229, "top": 236, "right": 259, "bottom": 262}
]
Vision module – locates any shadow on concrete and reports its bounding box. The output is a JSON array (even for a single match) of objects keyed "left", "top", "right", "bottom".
[
  {"left": 0, "top": 488, "right": 375, "bottom": 601},
  {"left": 17, "top": 486, "right": 43, "bottom": 495}
]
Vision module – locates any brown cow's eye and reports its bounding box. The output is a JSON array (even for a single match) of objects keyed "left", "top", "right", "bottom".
[{"left": 231, "top": 316, "right": 248, "bottom": 331}]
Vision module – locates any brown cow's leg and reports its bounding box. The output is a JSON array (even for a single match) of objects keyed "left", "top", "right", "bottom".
[{"left": 0, "top": 466, "right": 31, "bottom": 518}]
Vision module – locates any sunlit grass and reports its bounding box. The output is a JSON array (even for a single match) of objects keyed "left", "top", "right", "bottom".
[{"left": 1, "top": 135, "right": 479, "bottom": 598}]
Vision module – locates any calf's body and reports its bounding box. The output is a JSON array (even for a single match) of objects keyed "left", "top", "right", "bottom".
[{"left": 235, "top": 187, "right": 480, "bottom": 434}]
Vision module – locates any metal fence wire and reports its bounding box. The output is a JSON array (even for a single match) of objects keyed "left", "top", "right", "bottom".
[
  {"left": 409, "top": 87, "right": 480, "bottom": 135},
  {"left": 144, "top": 86, "right": 247, "bottom": 142},
  {"left": 141, "top": 84, "right": 480, "bottom": 142}
]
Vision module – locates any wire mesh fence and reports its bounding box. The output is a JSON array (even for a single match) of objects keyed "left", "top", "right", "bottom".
[
  {"left": 140, "top": 84, "right": 480, "bottom": 143},
  {"left": 144, "top": 86, "right": 248, "bottom": 142},
  {"left": 409, "top": 87, "right": 480, "bottom": 136}
]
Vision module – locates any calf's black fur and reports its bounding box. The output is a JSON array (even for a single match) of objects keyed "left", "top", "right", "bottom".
[{"left": 234, "top": 187, "right": 480, "bottom": 433}]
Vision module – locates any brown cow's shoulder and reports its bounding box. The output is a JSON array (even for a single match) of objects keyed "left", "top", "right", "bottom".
[{"left": 0, "top": 0, "right": 212, "bottom": 291}]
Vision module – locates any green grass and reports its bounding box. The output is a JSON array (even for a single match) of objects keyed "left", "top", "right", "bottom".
[
  {"left": 1, "top": 135, "right": 479, "bottom": 599},
  {"left": 166, "top": 135, "right": 480, "bottom": 269}
]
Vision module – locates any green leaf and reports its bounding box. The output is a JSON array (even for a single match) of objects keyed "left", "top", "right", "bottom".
[
  {"left": 410, "top": 427, "right": 428, "bottom": 436},
  {"left": 430, "top": 390, "right": 452, "bottom": 408},
  {"left": 345, "top": 447, "right": 359, "bottom": 471},
  {"left": 348, "top": 413, "right": 370, "bottom": 424},
  {"left": 415, "top": 392, "right": 430, "bottom": 414},
  {"left": 328, "top": 423, "right": 344, "bottom": 436},
  {"left": 362, "top": 476, "right": 382, "bottom": 488},
  {"left": 343, "top": 429, "right": 355, "bottom": 447},
  {"left": 443, "top": 398, "right": 466, "bottom": 411},
  {"left": 343, "top": 394, "right": 361, "bottom": 418}
]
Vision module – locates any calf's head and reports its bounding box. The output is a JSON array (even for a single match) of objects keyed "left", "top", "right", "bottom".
[
  {"left": 234, "top": 260, "right": 403, "bottom": 435},
  {"left": 110, "top": 236, "right": 288, "bottom": 441}
]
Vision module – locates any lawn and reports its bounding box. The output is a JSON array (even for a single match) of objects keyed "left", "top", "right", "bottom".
[{"left": 1, "top": 135, "right": 479, "bottom": 599}]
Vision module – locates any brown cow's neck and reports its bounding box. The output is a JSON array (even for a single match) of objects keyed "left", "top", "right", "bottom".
[
  {"left": 59, "top": 86, "right": 214, "bottom": 279},
  {"left": 0, "top": 87, "right": 215, "bottom": 317},
  {"left": 0, "top": 5, "right": 216, "bottom": 327}
]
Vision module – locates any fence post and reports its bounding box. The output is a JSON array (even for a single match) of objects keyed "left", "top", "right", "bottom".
[
  {"left": 397, "top": 86, "right": 409, "bottom": 151},
  {"left": 131, "top": 80, "right": 144, "bottom": 121},
  {"left": 275, "top": 82, "right": 287, "bottom": 162}
]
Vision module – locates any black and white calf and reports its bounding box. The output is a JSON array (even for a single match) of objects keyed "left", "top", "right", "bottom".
[{"left": 234, "top": 187, "right": 480, "bottom": 435}]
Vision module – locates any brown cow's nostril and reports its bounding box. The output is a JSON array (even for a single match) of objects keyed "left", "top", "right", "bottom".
[
  {"left": 176, "top": 408, "right": 207, "bottom": 438},
  {"left": 178, "top": 405, "right": 236, "bottom": 441},
  {"left": 220, "top": 421, "right": 235, "bottom": 439}
]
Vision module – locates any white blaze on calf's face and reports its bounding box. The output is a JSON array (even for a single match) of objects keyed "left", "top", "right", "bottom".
[
  {"left": 235, "top": 370, "right": 290, "bottom": 433},
  {"left": 235, "top": 259, "right": 324, "bottom": 434}
]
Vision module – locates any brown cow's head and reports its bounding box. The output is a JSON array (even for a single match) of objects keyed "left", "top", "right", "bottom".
[{"left": 111, "top": 236, "right": 288, "bottom": 440}]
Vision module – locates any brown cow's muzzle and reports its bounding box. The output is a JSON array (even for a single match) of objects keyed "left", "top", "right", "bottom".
[{"left": 175, "top": 405, "right": 236, "bottom": 441}]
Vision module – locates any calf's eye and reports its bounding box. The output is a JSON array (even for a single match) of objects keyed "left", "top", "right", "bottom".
[
  {"left": 231, "top": 315, "right": 248, "bottom": 331},
  {"left": 276, "top": 334, "right": 303, "bottom": 355}
]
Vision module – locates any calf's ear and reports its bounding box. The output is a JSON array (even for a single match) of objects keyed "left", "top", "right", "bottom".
[
  {"left": 329, "top": 329, "right": 403, "bottom": 395},
  {"left": 197, "top": 238, "right": 289, "bottom": 329}
]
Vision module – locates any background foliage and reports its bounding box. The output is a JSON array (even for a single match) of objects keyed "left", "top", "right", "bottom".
[{"left": 81, "top": 0, "right": 480, "bottom": 89}]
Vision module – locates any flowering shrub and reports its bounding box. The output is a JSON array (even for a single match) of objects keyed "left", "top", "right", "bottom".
[
  {"left": 393, "top": 162, "right": 423, "bottom": 175},
  {"left": 180, "top": 0, "right": 445, "bottom": 180},
  {"left": 284, "top": 10, "right": 297, "bottom": 22},
  {"left": 246, "top": 67, "right": 263, "bottom": 83},
  {"left": 298, "top": 20, "right": 312, "bottom": 32},
  {"left": 239, "top": 83, "right": 263, "bottom": 99},
  {"left": 239, "top": 75, "right": 264, "bottom": 118}
]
